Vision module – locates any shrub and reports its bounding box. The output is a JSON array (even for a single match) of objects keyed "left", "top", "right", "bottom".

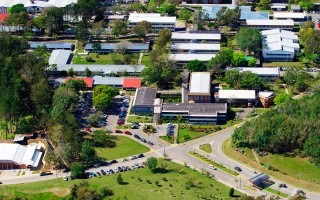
[
  {"left": 100, "top": 187, "right": 114, "bottom": 197},
  {"left": 229, "top": 188, "right": 234, "bottom": 197},
  {"left": 117, "top": 174, "right": 124, "bottom": 185},
  {"left": 86, "top": 55, "right": 93, "bottom": 62}
]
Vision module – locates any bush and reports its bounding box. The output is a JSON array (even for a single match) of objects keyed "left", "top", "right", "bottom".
[
  {"left": 71, "top": 163, "right": 86, "bottom": 179},
  {"left": 229, "top": 188, "right": 234, "bottom": 197},
  {"left": 184, "top": 134, "right": 191, "bottom": 141},
  {"left": 86, "top": 55, "right": 93, "bottom": 62},
  {"left": 100, "top": 187, "right": 114, "bottom": 197},
  {"left": 117, "top": 174, "right": 124, "bottom": 185}
]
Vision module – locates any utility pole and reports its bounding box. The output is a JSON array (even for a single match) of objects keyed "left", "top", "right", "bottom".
[{"left": 240, "top": 178, "right": 241, "bottom": 189}]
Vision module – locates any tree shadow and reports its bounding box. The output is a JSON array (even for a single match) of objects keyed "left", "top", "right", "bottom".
[
  {"left": 152, "top": 168, "right": 173, "bottom": 174},
  {"left": 120, "top": 182, "right": 129, "bottom": 185}
]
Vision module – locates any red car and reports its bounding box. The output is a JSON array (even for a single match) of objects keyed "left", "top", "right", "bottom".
[
  {"left": 124, "top": 131, "right": 132, "bottom": 135},
  {"left": 85, "top": 128, "right": 92, "bottom": 133},
  {"left": 117, "top": 119, "right": 125, "bottom": 125},
  {"left": 115, "top": 130, "right": 123, "bottom": 133}
]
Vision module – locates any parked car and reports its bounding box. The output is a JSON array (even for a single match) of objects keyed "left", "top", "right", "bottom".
[
  {"left": 208, "top": 165, "right": 217, "bottom": 170},
  {"left": 115, "top": 130, "right": 123, "bottom": 133},
  {"left": 62, "top": 168, "right": 70, "bottom": 173},
  {"left": 117, "top": 119, "right": 125, "bottom": 125},
  {"left": 122, "top": 166, "right": 127, "bottom": 171},
  {"left": 118, "top": 166, "right": 123, "bottom": 172},
  {"left": 120, "top": 107, "right": 128, "bottom": 112},
  {"left": 122, "top": 158, "right": 129, "bottom": 162},
  {"left": 110, "top": 160, "right": 118, "bottom": 164},
  {"left": 114, "top": 168, "right": 119, "bottom": 173},
  {"left": 108, "top": 169, "right": 115, "bottom": 174},
  {"left": 131, "top": 124, "right": 139, "bottom": 129},
  {"left": 85, "top": 128, "right": 92, "bottom": 133},
  {"left": 234, "top": 166, "right": 242, "bottom": 172},
  {"left": 279, "top": 183, "right": 287, "bottom": 188},
  {"left": 63, "top": 176, "right": 68, "bottom": 181},
  {"left": 140, "top": 138, "right": 147, "bottom": 143},
  {"left": 124, "top": 131, "right": 132, "bottom": 135},
  {"left": 130, "top": 156, "right": 138, "bottom": 160},
  {"left": 147, "top": 141, "right": 154, "bottom": 146},
  {"left": 134, "top": 134, "right": 141, "bottom": 139},
  {"left": 96, "top": 172, "right": 102, "bottom": 176},
  {"left": 138, "top": 154, "right": 144, "bottom": 158},
  {"left": 100, "top": 169, "right": 106, "bottom": 175}
]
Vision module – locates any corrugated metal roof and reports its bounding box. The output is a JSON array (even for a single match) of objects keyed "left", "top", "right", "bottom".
[
  {"left": 218, "top": 90, "right": 256, "bottom": 100},
  {"left": 49, "top": 50, "right": 71, "bottom": 65},
  {"left": 29, "top": 42, "right": 72, "bottom": 49},
  {"left": 85, "top": 43, "right": 149, "bottom": 51},
  {"left": 189, "top": 72, "right": 211, "bottom": 94},
  {"left": 93, "top": 76, "right": 124, "bottom": 86},
  {"left": 0, "top": 143, "right": 26, "bottom": 165},
  {"left": 56, "top": 64, "right": 145, "bottom": 74},
  {"left": 169, "top": 54, "right": 216, "bottom": 62}
]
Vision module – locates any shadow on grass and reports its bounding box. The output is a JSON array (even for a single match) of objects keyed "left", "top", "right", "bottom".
[{"left": 152, "top": 168, "right": 173, "bottom": 174}]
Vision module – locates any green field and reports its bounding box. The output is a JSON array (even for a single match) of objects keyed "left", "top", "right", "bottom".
[
  {"left": 223, "top": 138, "right": 320, "bottom": 191},
  {"left": 199, "top": 143, "right": 212, "bottom": 153},
  {"left": 127, "top": 115, "right": 153, "bottom": 123},
  {"left": 73, "top": 53, "right": 116, "bottom": 64},
  {"left": 95, "top": 136, "right": 149, "bottom": 161},
  {"left": 263, "top": 62, "right": 303, "bottom": 68},
  {"left": 0, "top": 159, "right": 241, "bottom": 200},
  {"left": 141, "top": 53, "right": 152, "bottom": 67}
]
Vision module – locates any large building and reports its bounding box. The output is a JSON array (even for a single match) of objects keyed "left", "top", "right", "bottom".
[
  {"left": 0, "top": 0, "right": 77, "bottom": 14},
  {"left": 273, "top": 12, "right": 305, "bottom": 23},
  {"left": 132, "top": 87, "right": 158, "bottom": 114},
  {"left": 128, "top": 13, "right": 176, "bottom": 33},
  {"left": 215, "top": 89, "right": 257, "bottom": 106},
  {"left": 162, "top": 103, "right": 227, "bottom": 124},
  {"left": 227, "top": 67, "right": 280, "bottom": 81},
  {"left": 245, "top": 19, "right": 294, "bottom": 30},
  {"left": 0, "top": 143, "right": 43, "bottom": 170},
  {"left": 261, "top": 29, "right": 300, "bottom": 61},
  {"left": 48, "top": 50, "right": 72, "bottom": 66},
  {"left": 28, "top": 42, "right": 74, "bottom": 51},
  {"left": 188, "top": 72, "right": 212, "bottom": 103},
  {"left": 169, "top": 31, "right": 221, "bottom": 65}
]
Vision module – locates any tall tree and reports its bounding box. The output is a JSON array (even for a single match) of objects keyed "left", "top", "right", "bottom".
[
  {"left": 37, "top": 7, "right": 64, "bottom": 36},
  {"left": 80, "top": 140, "right": 96, "bottom": 165},
  {"left": 235, "top": 28, "right": 261, "bottom": 55},
  {"left": 112, "top": 19, "right": 128, "bottom": 37},
  {"left": 194, "top": 11, "right": 209, "bottom": 30},
  {"left": 187, "top": 60, "right": 207, "bottom": 72},
  {"left": 155, "top": 29, "right": 172, "bottom": 47},
  {"left": 93, "top": 85, "right": 118, "bottom": 110},
  {"left": 215, "top": 7, "right": 240, "bottom": 27},
  {"left": 132, "top": 21, "right": 152, "bottom": 41},
  {"left": 9, "top": 4, "right": 27, "bottom": 14},
  {"left": 75, "top": 20, "right": 90, "bottom": 43},
  {"left": 178, "top": 9, "right": 192, "bottom": 21},
  {"left": 207, "top": 48, "right": 233, "bottom": 73}
]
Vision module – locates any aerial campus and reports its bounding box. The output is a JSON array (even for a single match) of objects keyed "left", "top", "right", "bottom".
[{"left": 0, "top": 0, "right": 319, "bottom": 199}]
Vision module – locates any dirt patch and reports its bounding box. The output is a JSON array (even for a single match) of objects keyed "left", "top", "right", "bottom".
[{"left": 25, "top": 188, "right": 69, "bottom": 197}]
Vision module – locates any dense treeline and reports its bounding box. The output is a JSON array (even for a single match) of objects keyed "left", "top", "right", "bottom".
[{"left": 232, "top": 91, "right": 320, "bottom": 166}]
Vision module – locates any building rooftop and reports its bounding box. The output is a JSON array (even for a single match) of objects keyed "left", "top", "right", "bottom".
[
  {"left": 189, "top": 72, "right": 211, "bottom": 95},
  {"left": 262, "top": 29, "right": 299, "bottom": 53},
  {"left": 246, "top": 19, "right": 294, "bottom": 26},
  {"left": 162, "top": 103, "right": 227, "bottom": 116},
  {"left": 49, "top": 50, "right": 71, "bottom": 66},
  {"left": 93, "top": 76, "right": 124, "bottom": 86},
  {"left": 218, "top": 90, "right": 256, "bottom": 100},
  {"left": 291, "top": 5, "right": 301, "bottom": 10},
  {"left": 240, "top": 12, "right": 269, "bottom": 20},
  {"left": 128, "top": 13, "right": 176, "bottom": 23},
  {"left": 0, "top": 0, "right": 77, "bottom": 8},
  {"left": 133, "top": 87, "right": 157, "bottom": 106},
  {"left": 0, "top": 13, "right": 9, "bottom": 23},
  {"left": 123, "top": 78, "right": 142, "bottom": 89},
  {"left": 29, "top": 42, "right": 73, "bottom": 49},
  {"left": 108, "top": 15, "right": 126, "bottom": 20},
  {"left": 169, "top": 54, "right": 216, "bottom": 62},
  {"left": 85, "top": 43, "right": 149, "bottom": 51},
  {"left": 171, "top": 43, "right": 220, "bottom": 51},
  {"left": 274, "top": 12, "right": 305, "bottom": 19},
  {"left": 56, "top": 64, "right": 145, "bottom": 74},
  {"left": 172, "top": 32, "right": 221, "bottom": 40},
  {"left": 227, "top": 67, "right": 280, "bottom": 76},
  {"left": 259, "top": 91, "right": 275, "bottom": 98},
  {"left": 65, "top": 77, "right": 94, "bottom": 88}
]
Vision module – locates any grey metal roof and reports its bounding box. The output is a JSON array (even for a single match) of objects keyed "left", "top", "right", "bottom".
[
  {"left": 49, "top": 50, "right": 72, "bottom": 65},
  {"left": 29, "top": 42, "right": 72, "bottom": 49},
  {"left": 291, "top": 5, "right": 301, "bottom": 10},
  {"left": 249, "top": 173, "right": 270, "bottom": 186},
  {"left": 240, "top": 12, "right": 269, "bottom": 20},
  {"left": 85, "top": 43, "right": 149, "bottom": 51},
  {"left": 93, "top": 76, "right": 124, "bottom": 86},
  {"left": 56, "top": 64, "right": 145, "bottom": 74},
  {"left": 162, "top": 103, "right": 227, "bottom": 116},
  {"left": 133, "top": 87, "right": 157, "bottom": 106}
]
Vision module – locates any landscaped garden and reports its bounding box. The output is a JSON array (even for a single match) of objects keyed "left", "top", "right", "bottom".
[
  {"left": 178, "top": 125, "right": 222, "bottom": 143},
  {"left": 95, "top": 136, "right": 149, "bottom": 161},
  {"left": 0, "top": 159, "right": 241, "bottom": 200},
  {"left": 127, "top": 115, "right": 153, "bottom": 123},
  {"left": 199, "top": 143, "right": 212, "bottom": 153}
]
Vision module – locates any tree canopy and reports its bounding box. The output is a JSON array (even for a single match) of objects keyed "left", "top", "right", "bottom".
[
  {"left": 235, "top": 28, "right": 261, "bottom": 55},
  {"left": 187, "top": 60, "right": 207, "bottom": 72},
  {"left": 207, "top": 48, "right": 233, "bottom": 73},
  {"left": 132, "top": 21, "right": 152, "bottom": 40},
  {"left": 93, "top": 85, "right": 118, "bottom": 110},
  {"left": 232, "top": 91, "right": 320, "bottom": 166},
  {"left": 112, "top": 20, "right": 128, "bottom": 37},
  {"left": 224, "top": 70, "right": 264, "bottom": 89}
]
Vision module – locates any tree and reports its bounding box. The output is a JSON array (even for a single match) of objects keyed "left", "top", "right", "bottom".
[
  {"left": 178, "top": 9, "right": 192, "bottom": 21},
  {"left": 229, "top": 188, "right": 235, "bottom": 197},
  {"left": 194, "top": 11, "right": 209, "bottom": 30},
  {"left": 71, "top": 163, "right": 86, "bottom": 179},
  {"left": 302, "top": 21, "right": 315, "bottom": 29},
  {"left": 87, "top": 113, "right": 100, "bottom": 126},
  {"left": 215, "top": 7, "right": 240, "bottom": 27},
  {"left": 259, "top": 0, "right": 271, "bottom": 10},
  {"left": 239, "top": 71, "right": 264, "bottom": 89},
  {"left": 168, "top": 0, "right": 180, "bottom": 5},
  {"left": 129, "top": 3, "right": 147, "bottom": 12},
  {"left": 92, "top": 20, "right": 104, "bottom": 40},
  {"left": 116, "top": 42, "right": 129, "bottom": 55},
  {"left": 154, "top": 0, "right": 165, "bottom": 7},
  {"left": 67, "top": 68, "right": 74, "bottom": 77},
  {"left": 64, "top": 79, "right": 87, "bottom": 92},
  {"left": 85, "top": 67, "right": 92, "bottom": 77},
  {"left": 9, "top": 4, "right": 26, "bottom": 14},
  {"left": 207, "top": 48, "right": 233, "bottom": 73},
  {"left": 146, "top": 157, "right": 158, "bottom": 172},
  {"left": 187, "top": 60, "right": 207, "bottom": 72},
  {"left": 92, "top": 42, "right": 101, "bottom": 56},
  {"left": 162, "top": 4, "right": 176, "bottom": 15},
  {"left": 51, "top": 87, "right": 78, "bottom": 121},
  {"left": 93, "top": 85, "right": 118, "bottom": 110},
  {"left": 80, "top": 140, "right": 96, "bottom": 165},
  {"left": 132, "top": 21, "right": 152, "bottom": 40},
  {"left": 92, "top": 130, "right": 107, "bottom": 147},
  {"left": 304, "top": 30, "right": 320, "bottom": 55},
  {"left": 232, "top": 52, "right": 246, "bottom": 67},
  {"left": 236, "top": 28, "right": 261, "bottom": 54},
  {"left": 112, "top": 19, "right": 128, "bottom": 37},
  {"left": 37, "top": 7, "right": 64, "bottom": 36},
  {"left": 224, "top": 70, "right": 241, "bottom": 88},
  {"left": 274, "top": 94, "right": 292, "bottom": 106},
  {"left": 247, "top": 58, "right": 257, "bottom": 67},
  {"left": 155, "top": 29, "right": 172, "bottom": 47},
  {"left": 75, "top": 20, "right": 90, "bottom": 43},
  {"left": 100, "top": 187, "right": 114, "bottom": 197},
  {"left": 117, "top": 174, "right": 124, "bottom": 184}
]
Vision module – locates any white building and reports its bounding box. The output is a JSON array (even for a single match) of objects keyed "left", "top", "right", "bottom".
[
  {"left": 215, "top": 89, "right": 257, "bottom": 106},
  {"left": 171, "top": 43, "right": 220, "bottom": 54},
  {"left": 128, "top": 13, "right": 176, "bottom": 33},
  {"left": 262, "top": 29, "right": 300, "bottom": 61},
  {"left": 227, "top": 67, "right": 280, "bottom": 80},
  {"left": 188, "top": 72, "right": 212, "bottom": 103},
  {"left": 171, "top": 32, "right": 221, "bottom": 43},
  {"left": 273, "top": 12, "right": 305, "bottom": 23},
  {"left": 0, "top": 0, "right": 78, "bottom": 14},
  {"left": 49, "top": 50, "right": 72, "bottom": 66},
  {"left": 246, "top": 19, "right": 294, "bottom": 30},
  {"left": 169, "top": 54, "right": 216, "bottom": 64}
]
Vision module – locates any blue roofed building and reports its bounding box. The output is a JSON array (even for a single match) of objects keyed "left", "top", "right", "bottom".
[{"left": 28, "top": 42, "right": 74, "bottom": 50}]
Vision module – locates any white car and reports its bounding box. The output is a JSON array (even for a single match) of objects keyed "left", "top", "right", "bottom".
[
  {"left": 114, "top": 168, "right": 119, "bottom": 173},
  {"left": 63, "top": 176, "right": 68, "bottom": 181},
  {"left": 209, "top": 165, "right": 217, "bottom": 170}
]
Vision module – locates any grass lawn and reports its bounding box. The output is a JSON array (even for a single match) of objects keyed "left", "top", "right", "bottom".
[
  {"left": 263, "top": 62, "right": 303, "bottom": 68},
  {"left": 159, "top": 136, "right": 174, "bottom": 144},
  {"left": 141, "top": 53, "right": 152, "bottom": 67},
  {"left": 263, "top": 187, "right": 288, "bottom": 198},
  {"left": 127, "top": 115, "right": 153, "bottom": 123},
  {"left": 199, "top": 144, "right": 212, "bottom": 153},
  {"left": 223, "top": 138, "right": 320, "bottom": 191},
  {"left": 95, "top": 136, "right": 149, "bottom": 161},
  {"left": 0, "top": 159, "right": 241, "bottom": 200},
  {"left": 73, "top": 53, "right": 116, "bottom": 64}
]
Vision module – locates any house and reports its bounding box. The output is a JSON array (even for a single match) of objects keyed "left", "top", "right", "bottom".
[
  {"left": 84, "top": 43, "right": 150, "bottom": 53},
  {"left": 188, "top": 72, "right": 211, "bottom": 103},
  {"left": 123, "top": 78, "right": 142, "bottom": 90},
  {"left": 128, "top": 13, "right": 176, "bottom": 33},
  {"left": 215, "top": 90, "right": 256, "bottom": 107},
  {"left": 262, "top": 29, "right": 300, "bottom": 61},
  {"left": 227, "top": 67, "right": 280, "bottom": 81},
  {"left": 273, "top": 12, "right": 306, "bottom": 23},
  {"left": 48, "top": 50, "right": 72, "bottom": 66},
  {"left": 54, "top": 64, "right": 145, "bottom": 76},
  {"left": 161, "top": 103, "right": 227, "bottom": 124},
  {"left": 65, "top": 77, "right": 94, "bottom": 89},
  {"left": 0, "top": 143, "right": 43, "bottom": 170},
  {"left": 245, "top": 19, "right": 294, "bottom": 30},
  {"left": 28, "top": 42, "right": 74, "bottom": 51},
  {"left": 0, "top": 13, "right": 8, "bottom": 23},
  {"left": 132, "top": 87, "right": 158, "bottom": 114},
  {"left": 259, "top": 91, "right": 276, "bottom": 108},
  {"left": 93, "top": 76, "right": 124, "bottom": 87}
]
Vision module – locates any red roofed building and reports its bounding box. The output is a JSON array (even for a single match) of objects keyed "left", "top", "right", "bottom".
[
  {"left": 0, "top": 13, "right": 9, "bottom": 24},
  {"left": 65, "top": 77, "right": 94, "bottom": 89},
  {"left": 123, "top": 78, "right": 142, "bottom": 90}
]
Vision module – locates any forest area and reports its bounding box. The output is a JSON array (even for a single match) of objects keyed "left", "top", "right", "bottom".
[{"left": 232, "top": 90, "right": 320, "bottom": 166}]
